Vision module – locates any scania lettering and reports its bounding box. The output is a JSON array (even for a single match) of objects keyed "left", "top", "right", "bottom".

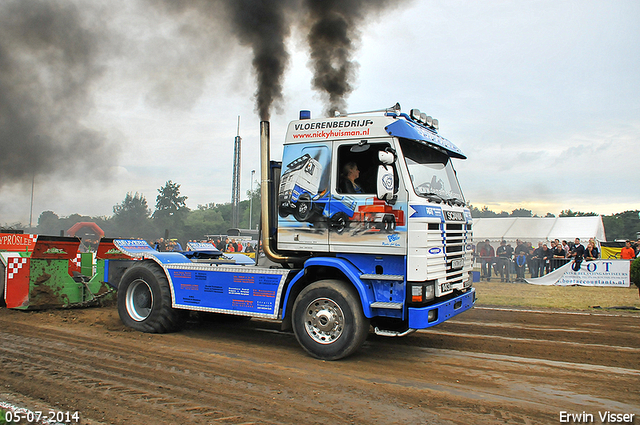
[{"left": 109, "top": 103, "right": 475, "bottom": 360}]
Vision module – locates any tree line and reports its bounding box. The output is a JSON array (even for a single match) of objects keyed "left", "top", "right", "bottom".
[
  {"left": 2, "top": 186, "right": 637, "bottom": 242},
  {"left": 7, "top": 180, "right": 261, "bottom": 243}
]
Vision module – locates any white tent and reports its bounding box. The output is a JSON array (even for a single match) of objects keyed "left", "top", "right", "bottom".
[{"left": 471, "top": 216, "right": 606, "bottom": 244}]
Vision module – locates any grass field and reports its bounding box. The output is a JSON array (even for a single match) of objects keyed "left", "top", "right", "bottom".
[{"left": 473, "top": 280, "right": 640, "bottom": 311}]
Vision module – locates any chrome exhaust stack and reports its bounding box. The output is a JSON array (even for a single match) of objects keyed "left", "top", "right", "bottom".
[{"left": 260, "top": 121, "right": 294, "bottom": 264}]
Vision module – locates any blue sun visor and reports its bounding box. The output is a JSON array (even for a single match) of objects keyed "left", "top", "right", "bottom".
[{"left": 385, "top": 119, "right": 466, "bottom": 159}]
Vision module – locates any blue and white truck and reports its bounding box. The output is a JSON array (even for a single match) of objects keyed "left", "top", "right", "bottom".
[{"left": 110, "top": 103, "right": 475, "bottom": 360}]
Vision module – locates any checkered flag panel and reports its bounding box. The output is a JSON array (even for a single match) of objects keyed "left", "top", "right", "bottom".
[{"left": 8, "top": 257, "right": 28, "bottom": 279}]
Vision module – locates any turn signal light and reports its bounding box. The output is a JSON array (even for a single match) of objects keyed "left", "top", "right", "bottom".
[{"left": 411, "top": 286, "right": 423, "bottom": 303}]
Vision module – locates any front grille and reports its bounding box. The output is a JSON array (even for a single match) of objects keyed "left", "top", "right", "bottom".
[{"left": 443, "top": 220, "right": 471, "bottom": 284}]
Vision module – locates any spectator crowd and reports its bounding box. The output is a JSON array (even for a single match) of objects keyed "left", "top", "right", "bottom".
[{"left": 475, "top": 238, "right": 640, "bottom": 282}]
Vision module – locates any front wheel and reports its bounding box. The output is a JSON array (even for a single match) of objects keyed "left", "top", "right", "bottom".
[
  {"left": 117, "top": 262, "right": 184, "bottom": 333},
  {"left": 293, "top": 193, "right": 313, "bottom": 222},
  {"left": 292, "top": 280, "right": 370, "bottom": 360}
]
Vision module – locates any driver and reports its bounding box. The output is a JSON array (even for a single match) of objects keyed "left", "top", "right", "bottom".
[
  {"left": 430, "top": 175, "right": 443, "bottom": 191},
  {"left": 341, "top": 162, "right": 365, "bottom": 194}
]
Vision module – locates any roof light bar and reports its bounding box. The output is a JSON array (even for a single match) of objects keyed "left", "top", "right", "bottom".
[{"left": 410, "top": 107, "right": 440, "bottom": 130}]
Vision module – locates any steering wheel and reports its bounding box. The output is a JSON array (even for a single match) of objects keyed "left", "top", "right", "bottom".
[{"left": 416, "top": 182, "right": 431, "bottom": 193}]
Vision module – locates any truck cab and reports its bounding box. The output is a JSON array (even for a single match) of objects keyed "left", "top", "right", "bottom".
[{"left": 275, "top": 107, "right": 473, "bottom": 315}]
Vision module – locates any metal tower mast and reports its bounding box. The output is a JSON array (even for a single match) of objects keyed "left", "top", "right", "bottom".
[{"left": 231, "top": 116, "right": 241, "bottom": 228}]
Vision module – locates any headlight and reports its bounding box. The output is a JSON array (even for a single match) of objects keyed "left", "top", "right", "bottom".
[{"left": 424, "top": 283, "right": 435, "bottom": 301}]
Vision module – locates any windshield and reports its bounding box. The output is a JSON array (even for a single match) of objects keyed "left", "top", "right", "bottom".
[{"left": 399, "top": 138, "right": 465, "bottom": 204}]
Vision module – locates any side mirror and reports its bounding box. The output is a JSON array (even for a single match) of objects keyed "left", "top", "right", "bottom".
[
  {"left": 376, "top": 150, "right": 397, "bottom": 203},
  {"left": 377, "top": 164, "right": 395, "bottom": 204},
  {"left": 378, "top": 150, "right": 395, "bottom": 165}
]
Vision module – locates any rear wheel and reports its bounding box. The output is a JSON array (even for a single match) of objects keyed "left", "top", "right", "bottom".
[
  {"left": 330, "top": 212, "right": 349, "bottom": 234},
  {"left": 292, "top": 280, "right": 369, "bottom": 360},
  {"left": 117, "top": 262, "right": 184, "bottom": 333},
  {"left": 383, "top": 214, "right": 396, "bottom": 231}
]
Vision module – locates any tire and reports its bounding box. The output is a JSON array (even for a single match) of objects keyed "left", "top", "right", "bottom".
[
  {"left": 292, "top": 280, "right": 370, "bottom": 360},
  {"left": 383, "top": 214, "right": 396, "bottom": 231},
  {"left": 330, "top": 212, "right": 349, "bottom": 234},
  {"left": 117, "top": 262, "right": 184, "bottom": 333},
  {"left": 293, "top": 193, "right": 313, "bottom": 222}
]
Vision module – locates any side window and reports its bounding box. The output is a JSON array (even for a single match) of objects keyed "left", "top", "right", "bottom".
[{"left": 336, "top": 142, "right": 392, "bottom": 195}]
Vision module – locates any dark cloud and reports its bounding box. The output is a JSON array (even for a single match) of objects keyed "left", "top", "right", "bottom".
[
  {"left": 0, "top": 0, "right": 394, "bottom": 190},
  {"left": 0, "top": 0, "right": 118, "bottom": 187}
]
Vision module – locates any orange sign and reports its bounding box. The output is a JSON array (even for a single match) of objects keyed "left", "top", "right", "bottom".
[{"left": 0, "top": 233, "right": 38, "bottom": 253}]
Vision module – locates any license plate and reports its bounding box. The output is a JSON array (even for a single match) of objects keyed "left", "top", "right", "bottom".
[
  {"left": 451, "top": 258, "right": 464, "bottom": 269},
  {"left": 441, "top": 282, "right": 452, "bottom": 292}
]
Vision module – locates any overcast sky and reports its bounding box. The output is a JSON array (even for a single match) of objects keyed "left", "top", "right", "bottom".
[{"left": 1, "top": 0, "right": 638, "bottom": 228}]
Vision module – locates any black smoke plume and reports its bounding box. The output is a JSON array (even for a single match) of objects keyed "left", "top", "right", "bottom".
[
  {"left": 223, "top": 0, "right": 294, "bottom": 121},
  {"left": 0, "top": 0, "right": 116, "bottom": 188},
  {"left": 303, "top": 0, "right": 389, "bottom": 117},
  {"left": 154, "top": 0, "right": 295, "bottom": 121},
  {"left": 154, "top": 0, "right": 392, "bottom": 119}
]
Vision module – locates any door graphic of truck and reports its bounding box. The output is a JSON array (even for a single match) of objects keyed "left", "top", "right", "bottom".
[
  {"left": 278, "top": 152, "right": 354, "bottom": 232},
  {"left": 352, "top": 198, "right": 405, "bottom": 232},
  {"left": 329, "top": 197, "right": 405, "bottom": 235},
  {"left": 278, "top": 153, "right": 325, "bottom": 222},
  {"left": 278, "top": 154, "right": 403, "bottom": 235}
]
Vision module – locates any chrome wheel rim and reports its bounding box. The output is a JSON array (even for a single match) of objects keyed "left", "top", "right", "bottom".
[
  {"left": 298, "top": 201, "right": 309, "bottom": 215},
  {"left": 304, "top": 297, "right": 344, "bottom": 344},
  {"left": 126, "top": 279, "right": 153, "bottom": 321}
]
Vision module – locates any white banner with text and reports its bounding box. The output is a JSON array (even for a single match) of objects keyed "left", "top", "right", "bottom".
[{"left": 525, "top": 260, "right": 630, "bottom": 287}]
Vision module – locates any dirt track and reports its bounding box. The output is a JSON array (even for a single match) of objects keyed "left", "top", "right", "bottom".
[{"left": 0, "top": 305, "right": 638, "bottom": 425}]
